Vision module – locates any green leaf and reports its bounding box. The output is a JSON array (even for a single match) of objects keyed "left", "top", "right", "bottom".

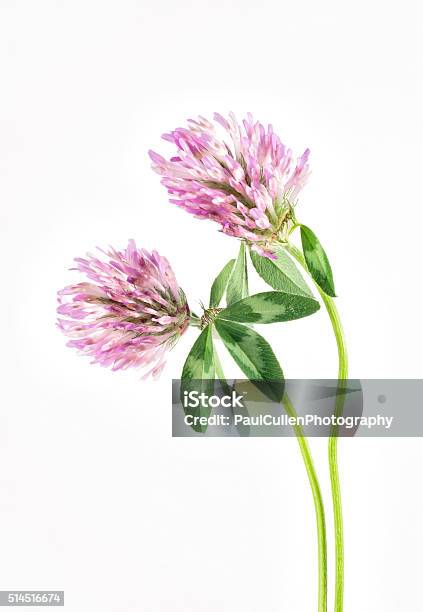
[
  {"left": 209, "top": 259, "right": 235, "bottom": 308},
  {"left": 181, "top": 326, "right": 215, "bottom": 433},
  {"left": 213, "top": 345, "right": 232, "bottom": 396},
  {"left": 217, "top": 291, "right": 320, "bottom": 324},
  {"left": 226, "top": 242, "right": 248, "bottom": 305},
  {"left": 215, "top": 319, "right": 284, "bottom": 402},
  {"left": 300, "top": 225, "right": 336, "bottom": 297},
  {"left": 250, "top": 245, "right": 313, "bottom": 297},
  {"left": 181, "top": 325, "right": 215, "bottom": 380}
]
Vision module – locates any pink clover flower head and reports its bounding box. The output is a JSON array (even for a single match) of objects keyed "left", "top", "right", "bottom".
[
  {"left": 149, "top": 112, "right": 310, "bottom": 257},
  {"left": 57, "top": 240, "right": 190, "bottom": 377}
]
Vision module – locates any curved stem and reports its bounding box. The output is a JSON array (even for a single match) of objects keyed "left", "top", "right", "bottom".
[
  {"left": 286, "top": 243, "right": 348, "bottom": 612},
  {"left": 214, "top": 343, "right": 327, "bottom": 611},
  {"left": 282, "top": 393, "right": 327, "bottom": 612}
]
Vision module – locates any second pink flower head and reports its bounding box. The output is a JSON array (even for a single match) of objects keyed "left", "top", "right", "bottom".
[{"left": 57, "top": 241, "right": 190, "bottom": 378}]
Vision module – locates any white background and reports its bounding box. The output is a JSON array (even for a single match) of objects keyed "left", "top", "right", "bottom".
[{"left": 1, "top": 1, "right": 422, "bottom": 610}]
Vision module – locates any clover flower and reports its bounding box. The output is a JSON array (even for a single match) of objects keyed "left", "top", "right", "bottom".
[
  {"left": 149, "top": 112, "right": 310, "bottom": 258},
  {"left": 57, "top": 240, "right": 190, "bottom": 377}
]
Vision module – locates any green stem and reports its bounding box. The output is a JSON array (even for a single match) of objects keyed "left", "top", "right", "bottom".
[
  {"left": 215, "top": 342, "right": 327, "bottom": 612},
  {"left": 282, "top": 393, "right": 328, "bottom": 612},
  {"left": 189, "top": 313, "right": 202, "bottom": 328},
  {"left": 286, "top": 243, "right": 348, "bottom": 612}
]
